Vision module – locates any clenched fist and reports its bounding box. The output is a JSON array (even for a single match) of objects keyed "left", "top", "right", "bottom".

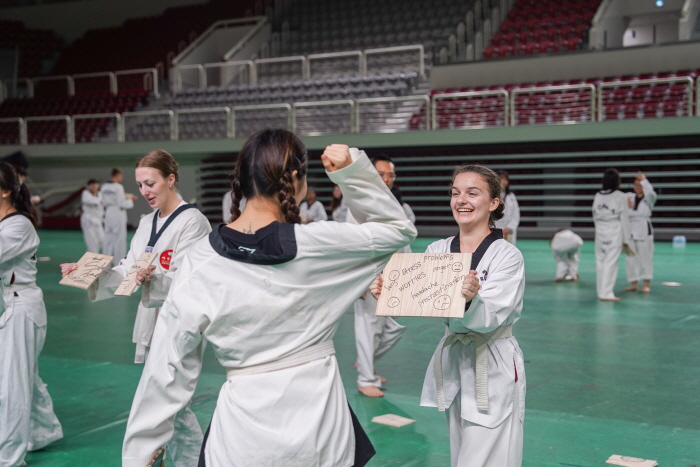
[
  {"left": 321, "top": 144, "right": 353, "bottom": 173},
  {"left": 461, "top": 270, "right": 480, "bottom": 302}
]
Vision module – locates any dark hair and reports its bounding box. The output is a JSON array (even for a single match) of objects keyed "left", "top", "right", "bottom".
[
  {"left": 390, "top": 185, "right": 404, "bottom": 205},
  {"left": 451, "top": 164, "right": 504, "bottom": 229},
  {"left": 111, "top": 167, "right": 123, "bottom": 178},
  {"left": 371, "top": 153, "right": 394, "bottom": 166},
  {"left": 230, "top": 129, "right": 308, "bottom": 224},
  {"left": 135, "top": 149, "right": 180, "bottom": 184},
  {"left": 329, "top": 184, "right": 343, "bottom": 211},
  {"left": 0, "top": 162, "right": 38, "bottom": 227},
  {"left": 602, "top": 168, "right": 620, "bottom": 191},
  {"left": 497, "top": 170, "right": 511, "bottom": 195},
  {"left": 15, "top": 165, "right": 27, "bottom": 177},
  {"left": 87, "top": 178, "right": 98, "bottom": 185}
]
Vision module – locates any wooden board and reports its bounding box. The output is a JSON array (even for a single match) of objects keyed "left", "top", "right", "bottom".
[
  {"left": 376, "top": 252, "right": 472, "bottom": 318},
  {"left": 114, "top": 252, "right": 158, "bottom": 297},
  {"left": 371, "top": 414, "right": 416, "bottom": 427},
  {"left": 606, "top": 455, "right": 658, "bottom": 467},
  {"left": 59, "top": 253, "right": 113, "bottom": 289}
]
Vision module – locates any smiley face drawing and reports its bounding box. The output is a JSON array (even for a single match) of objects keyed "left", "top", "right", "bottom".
[
  {"left": 388, "top": 297, "right": 400, "bottom": 308},
  {"left": 433, "top": 295, "right": 451, "bottom": 310},
  {"left": 451, "top": 262, "right": 463, "bottom": 273},
  {"left": 388, "top": 270, "right": 400, "bottom": 281}
]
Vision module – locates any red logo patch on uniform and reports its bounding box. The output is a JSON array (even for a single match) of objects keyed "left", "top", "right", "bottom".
[{"left": 159, "top": 250, "right": 173, "bottom": 270}]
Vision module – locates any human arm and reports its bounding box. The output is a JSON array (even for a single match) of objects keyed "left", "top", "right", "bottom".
[
  {"left": 639, "top": 177, "right": 657, "bottom": 208},
  {"left": 0, "top": 219, "right": 37, "bottom": 271},
  {"left": 402, "top": 203, "right": 416, "bottom": 224},
  {"left": 81, "top": 190, "right": 101, "bottom": 207}
]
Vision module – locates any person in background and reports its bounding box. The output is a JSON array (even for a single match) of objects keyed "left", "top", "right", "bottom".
[
  {"left": 592, "top": 168, "right": 633, "bottom": 302},
  {"left": 495, "top": 170, "right": 520, "bottom": 244},
  {"left": 299, "top": 186, "right": 327, "bottom": 223},
  {"left": 0, "top": 162, "right": 63, "bottom": 467},
  {"left": 222, "top": 189, "right": 246, "bottom": 224},
  {"left": 624, "top": 172, "right": 656, "bottom": 293},
  {"left": 14, "top": 166, "right": 41, "bottom": 206},
  {"left": 330, "top": 184, "right": 348, "bottom": 222},
  {"left": 80, "top": 179, "right": 104, "bottom": 253},
  {"left": 101, "top": 168, "right": 137, "bottom": 265},
  {"left": 550, "top": 229, "right": 583, "bottom": 282}
]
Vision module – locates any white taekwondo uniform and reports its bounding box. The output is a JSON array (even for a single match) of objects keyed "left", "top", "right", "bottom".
[
  {"left": 332, "top": 197, "right": 348, "bottom": 222},
  {"left": 300, "top": 199, "right": 328, "bottom": 222},
  {"left": 420, "top": 231, "right": 525, "bottom": 467},
  {"left": 80, "top": 189, "right": 104, "bottom": 254},
  {"left": 551, "top": 229, "right": 583, "bottom": 280},
  {"left": 348, "top": 200, "right": 415, "bottom": 389},
  {"left": 121, "top": 149, "right": 416, "bottom": 467},
  {"left": 89, "top": 200, "right": 211, "bottom": 467},
  {"left": 592, "top": 190, "right": 631, "bottom": 299},
  {"left": 101, "top": 181, "right": 134, "bottom": 265},
  {"left": 0, "top": 213, "right": 63, "bottom": 467},
  {"left": 625, "top": 179, "right": 656, "bottom": 283},
  {"left": 495, "top": 192, "right": 520, "bottom": 244}
]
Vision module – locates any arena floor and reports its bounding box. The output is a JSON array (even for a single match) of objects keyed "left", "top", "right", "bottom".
[{"left": 25, "top": 232, "right": 700, "bottom": 466}]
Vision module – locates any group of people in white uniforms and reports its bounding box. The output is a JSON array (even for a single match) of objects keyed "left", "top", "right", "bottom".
[
  {"left": 299, "top": 186, "right": 328, "bottom": 223},
  {"left": 80, "top": 179, "right": 104, "bottom": 254},
  {"left": 62, "top": 150, "right": 211, "bottom": 467},
  {"left": 100, "top": 168, "right": 137, "bottom": 265},
  {"left": 0, "top": 162, "right": 63, "bottom": 467},
  {"left": 623, "top": 172, "right": 656, "bottom": 293},
  {"left": 120, "top": 131, "right": 416, "bottom": 467}
]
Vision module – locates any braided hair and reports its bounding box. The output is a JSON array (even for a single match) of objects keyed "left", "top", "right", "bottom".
[
  {"left": 229, "top": 129, "right": 308, "bottom": 224},
  {"left": 0, "top": 162, "right": 38, "bottom": 227}
]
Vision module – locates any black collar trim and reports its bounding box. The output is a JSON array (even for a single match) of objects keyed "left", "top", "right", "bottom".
[
  {"left": 450, "top": 229, "right": 503, "bottom": 270},
  {"left": 0, "top": 211, "right": 30, "bottom": 224},
  {"left": 208, "top": 222, "right": 298, "bottom": 265}
]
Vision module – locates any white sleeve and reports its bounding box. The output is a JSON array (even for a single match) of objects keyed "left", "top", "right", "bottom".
[
  {"left": 641, "top": 179, "right": 657, "bottom": 208},
  {"left": 619, "top": 192, "right": 632, "bottom": 245},
  {"left": 504, "top": 194, "right": 520, "bottom": 230},
  {"left": 88, "top": 228, "right": 140, "bottom": 301},
  {"left": 122, "top": 279, "right": 207, "bottom": 467},
  {"left": 81, "top": 190, "right": 100, "bottom": 207},
  {"left": 142, "top": 216, "right": 212, "bottom": 308},
  {"left": 116, "top": 184, "right": 134, "bottom": 210},
  {"left": 0, "top": 220, "right": 35, "bottom": 269},
  {"left": 402, "top": 203, "right": 416, "bottom": 224},
  {"left": 313, "top": 202, "right": 328, "bottom": 222}
]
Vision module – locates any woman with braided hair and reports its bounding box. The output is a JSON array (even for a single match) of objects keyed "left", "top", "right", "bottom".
[
  {"left": 0, "top": 162, "right": 63, "bottom": 467},
  {"left": 122, "top": 129, "right": 416, "bottom": 467}
]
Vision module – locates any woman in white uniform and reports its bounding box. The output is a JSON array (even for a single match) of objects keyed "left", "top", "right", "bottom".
[
  {"left": 624, "top": 172, "right": 656, "bottom": 293},
  {"left": 62, "top": 151, "right": 211, "bottom": 467},
  {"left": 121, "top": 130, "right": 416, "bottom": 467},
  {"left": 101, "top": 168, "right": 136, "bottom": 265},
  {"left": 495, "top": 170, "right": 520, "bottom": 244},
  {"left": 0, "top": 163, "right": 63, "bottom": 467},
  {"left": 373, "top": 164, "right": 525, "bottom": 467},
  {"left": 551, "top": 229, "right": 583, "bottom": 282},
  {"left": 80, "top": 178, "right": 104, "bottom": 253},
  {"left": 592, "top": 168, "right": 632, "bottom": 302},
  {"left": 330, "top": 184, "right": 348, "bottom": 222}
]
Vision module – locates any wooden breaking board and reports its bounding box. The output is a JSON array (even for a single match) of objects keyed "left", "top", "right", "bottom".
[
  {"left": 59, "top": 253, "right": 113, "bottom": 289},
  {"left": 114, "top": 252, "right": 158, "bottom": 297},
  {"left": 376, "top": 252, "right": 472, "bottom": 318}
]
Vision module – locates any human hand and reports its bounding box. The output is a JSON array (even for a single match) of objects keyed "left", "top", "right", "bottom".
[
  {"left": 627, "top": 197, "right": 634, "bottom": 208},
  {"left": 135, "top": 265, "right": 156, "bottom": 286},
  {"left": 321, "top": 144, "right": 352, "bottom": 172},
  {"left": 60, "top": 263, "right": 78, "bottom": 277},
  {"left": 126, "top": 193, "right": 138, "bottom": 202},
  {"left": 369, "top": 274, "right": 383, "bottom": 300},
  {"left": 461, "top": 270, "right": 480, "bottom": 301},
  {"left": 636, "top": 171, "right": 646, "bottom": 181}
]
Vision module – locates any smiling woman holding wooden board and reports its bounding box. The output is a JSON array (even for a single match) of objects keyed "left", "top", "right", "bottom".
[
  {"left": 372, "top": 164, "right": 526, "bottom": 467},
  {"left": 59, "top": 149, "right": 211, "bottom": 467}
]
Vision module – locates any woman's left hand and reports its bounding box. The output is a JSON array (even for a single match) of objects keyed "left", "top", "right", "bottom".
[
  {"left": 135, "top": 265, "right": 156, "bottom": 286},
  {"left": 461, "top": 270, "right": 480, "bottom": 302}
]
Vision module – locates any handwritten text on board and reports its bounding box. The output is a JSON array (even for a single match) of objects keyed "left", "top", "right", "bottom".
[{"left": 59, "top": 253, "right": 113, "bottom": 289}]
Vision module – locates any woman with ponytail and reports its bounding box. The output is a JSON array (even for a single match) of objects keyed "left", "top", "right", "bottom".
[
  {"left": 0, "top": 162, "right": 63, "bottom": 467},
  {"left": 122, "top": 129, "right": 416, "bottom": 467}
]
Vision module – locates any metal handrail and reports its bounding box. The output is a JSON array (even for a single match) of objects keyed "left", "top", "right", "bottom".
[
  {"left": 174, "top": 107, "right": 233, "bottom": 139},
  {"left": 71, "top": 113, "right": 123, "bottom": 142},
  {"left": 2, "top": 78, "right": 33, "bottom": 99},
  {"left": 364, "top": 44, "right": 425, "bottom": 77},
  {"left": 0, "top": 117, "right": 26, "bottom": 145},
  {"left": 222, "top": 17, "right": 270, "bottom": 62},
  {"left": 293, "top": 99, "right": 356, "bottom": 133},
  {"left": 307, "top": 50, "right": 364, "bottom": 78},
  {"left": 431, "top": 90, "right": 509, "bottom": 129},
  {"left": 115, "top": 68, "right": 159, "bottom": 98},
  {"left": 696, "top": 76, "right": 700, "bottom": 116},
  {"left": 355, "top": 95, "right": 431, "bottom": 132},
  {"left": 72, "top": 72, "right": 117, "bottom": 95},
  {"left": 175, "top": 64, "right": 205, "bottom": 90},
  {"left": 597, "top": 76, "right": 694, "bottom": 121},
  {"left": 25, "top": 115, "right": 73, "bottom": 144},
  {"left": 254, "top": 56, "right": 309, "bottom": 80},
  {"left": 203, "top": 60, "right": 256, "bottom": 88},
  {"left": 32, "top": 75, "right": 74, "bottom": 96},
  {"left": 511, "top": 84, "right": 595, "bottom": 126},
  {"left": 174, "top": 17, "right": 265, "bottom": 66},
  {"left": 231, "top": 103, "right": 293, "bottom": 136},
  {"left": 121, "top": 110, "right": 175, "bottom": 141}
]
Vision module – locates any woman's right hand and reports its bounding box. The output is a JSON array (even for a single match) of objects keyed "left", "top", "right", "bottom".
[
  {"left": 369, "top": 274, "right": 383, "bottom": 300},
  {"left": 321, "top": 144, "right": 353, "bottom": 172},
  {"left": 60, "top": 263, "right": 78, "bottom": 277}
]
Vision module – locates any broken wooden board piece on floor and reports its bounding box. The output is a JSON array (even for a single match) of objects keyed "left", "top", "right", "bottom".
[
  {"left": 371, "top": 414, "right": 416, "bottom": 428},
  {"left": 606, "top": 454, "right": 658, "bottom": 467}
]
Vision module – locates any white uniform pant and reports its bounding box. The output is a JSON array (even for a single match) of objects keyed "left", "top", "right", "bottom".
[
  {"left": 0, "top": 293, "right": 62, "bottom": 467},
  {"left": 626, "top": 237, "right": 653, "bottom": 282},
  {"left": 103, "top": 208, "right": 127, "bottom": 265},
  {"left": 80, "top": 216, "right": 104, "bottom": 254},
  {"left": 446, "top": 389, "right": 523, "bottom": 467},
  {"left": 354, "top": 294, "right": 406, "bottom": 387},
  {"left": 595, "top": 241, "right": 621, "bottom": 299},
  {"left": 167, "top": 404, "right": 203, "bottom": 467},
  {"left": 553, "top": 246, "right": 580, "bottom": 280}
]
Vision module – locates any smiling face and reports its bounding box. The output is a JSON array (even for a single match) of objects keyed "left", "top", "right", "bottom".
[
  {"left": 135, "top": 167, "right": 176, "bottom": 210},
  {"left": 450, "top": 172, "right": 500, "bottom": 230}
]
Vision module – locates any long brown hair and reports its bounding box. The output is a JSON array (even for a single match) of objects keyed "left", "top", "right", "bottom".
[
  {"left": 229, "top": 129, "right": 308, "bottom": 224},
  {"left": 451, "top": 164, "right": 505, "bottom": 229},
  {"left": 0, "top": 162, "right": 38, "bottom": 227}
]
